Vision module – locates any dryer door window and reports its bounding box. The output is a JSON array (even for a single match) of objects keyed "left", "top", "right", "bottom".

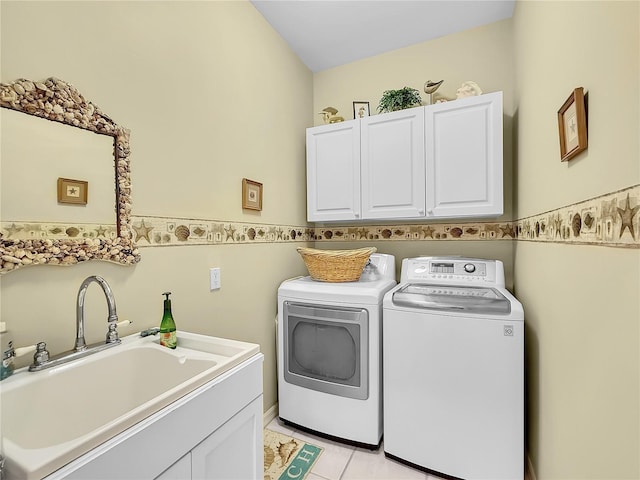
[{"left": 283, "top": 302, "right": 368, "bottom": 400}]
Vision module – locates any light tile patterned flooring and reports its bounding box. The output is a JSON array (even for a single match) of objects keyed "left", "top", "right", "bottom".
[{"left": 266, "top": 418, "right": 440, "bottom": 480}]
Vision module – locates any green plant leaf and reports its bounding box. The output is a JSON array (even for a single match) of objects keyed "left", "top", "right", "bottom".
[{"left": 377, "top": 87, "right": 422, "bottom": 113}]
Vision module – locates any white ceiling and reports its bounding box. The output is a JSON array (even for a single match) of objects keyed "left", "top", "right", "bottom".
[{"left": 250, "top": 0, "right": 516, "bottom": 73}]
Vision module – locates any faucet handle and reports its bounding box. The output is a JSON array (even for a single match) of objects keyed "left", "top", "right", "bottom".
[
  {"left": 32, "top": 342, "right": 50, "bottom": 367},
  {"left": 14, "top": 344, "right": 37, "bottom": 358},
  {"left": 140, "top": 327, "right": 160, "bottom": 337},
  {"left": 108, "top": 319, "right": 133, "bottom": 344},
  {"left": 106, "top": 322, "right": 119, "bottom": 344},
  {"left": 105, "top": 320, "right": 130, "bottom": 344}
]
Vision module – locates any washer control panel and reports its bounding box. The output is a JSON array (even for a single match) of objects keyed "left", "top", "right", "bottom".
[{"left": 400, "top": 256, "right": 505, "bottom": 286}]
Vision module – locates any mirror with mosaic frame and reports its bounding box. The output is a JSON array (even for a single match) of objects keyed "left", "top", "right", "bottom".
[{"left": 0, "top": 77, "right": 140, "bottom": 274}]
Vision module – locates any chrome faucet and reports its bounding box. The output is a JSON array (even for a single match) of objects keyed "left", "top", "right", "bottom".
[
  {"left": 28, "top": 276, "right": 123, "bottom": 372},
  {"left": 75, "top": 275, "right": 118, "bottom": 351}
]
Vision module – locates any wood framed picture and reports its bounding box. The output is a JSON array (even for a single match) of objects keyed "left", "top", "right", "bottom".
[
  {"left": 353, "top": 101, "right": 370, "bottom": 119},
  {"left": 242, "top": 178, "right": 262, "bottom": 211},
  {"left": 57, "top": 177, "right": 88, "bottom": 205},
  {"left": 557, "top": 87, "right": 588, "bottom": 162}
]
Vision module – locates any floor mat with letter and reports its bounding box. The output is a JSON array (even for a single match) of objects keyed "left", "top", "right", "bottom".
[{"left": 264, "top": 429, "right": 323, "bottom": 480}]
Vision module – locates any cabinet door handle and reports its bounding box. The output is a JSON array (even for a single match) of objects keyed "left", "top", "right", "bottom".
[
  {"left": 355, "top": 213, "right": 360, "bottom": 218},
  {"left": 418, "top": 209, "right": 425, "bottom": 215},
  {"left": 427, "top": 209, "right": 434, "bottom": 216}
]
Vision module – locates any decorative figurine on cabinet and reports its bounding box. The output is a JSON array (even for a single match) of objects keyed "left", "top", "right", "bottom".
[
  {"left": 424, "top": 79, "right": 444, "bottom": 104},
  {"left": 456, "top": 81, "right": 483, "bottom": 99},
  {"left": 318, "top": 106, "right": 344, "bottom": 124}
]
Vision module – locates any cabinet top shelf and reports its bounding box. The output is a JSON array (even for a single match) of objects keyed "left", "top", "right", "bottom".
[{"left": 310, "top": 91, "right": 503, "bottom": 129}]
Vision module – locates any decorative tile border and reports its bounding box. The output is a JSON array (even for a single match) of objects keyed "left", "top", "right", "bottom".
[
  {"left": 311, "top": 222, "right": 513, "bottom": 242},
  {"left": 513, "top": 184, "right": 639, "bottom": 247},
  {"left": 128, "top": 216, "right": 315, "bottom": 245},
  {"left": 5, "top": 185, "right": 638, "bottom": 254},
  {"left": 312, "top": 185, "right": 639, "bottom": 248},
  {"left": 0, "top": 222, "right": 118, "bottom": 241},
  {"left": 130, "top": 185, "right": 638, "bottom": 249}
]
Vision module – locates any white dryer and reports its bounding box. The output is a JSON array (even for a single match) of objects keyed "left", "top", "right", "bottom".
[
  {"left": 277, "top": 253, "right": 396, "bottom": 448},
  {"left": 383, "top": 256, "right": 524, "bottom": 480}
]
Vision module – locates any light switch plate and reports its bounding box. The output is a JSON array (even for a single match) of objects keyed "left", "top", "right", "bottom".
[{"left": 210, "top": 267, "right": 221, "bottom": 290}]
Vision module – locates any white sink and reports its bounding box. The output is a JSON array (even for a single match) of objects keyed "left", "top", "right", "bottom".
[{"left": 0, "top": 331, "right": 260, "bottom": 479}]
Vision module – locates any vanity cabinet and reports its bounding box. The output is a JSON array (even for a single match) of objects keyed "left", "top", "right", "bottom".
[
  {"left": 46, "top": 354, "right": 264, "bottom": 480},
  {"left": 306, "top": 91, "right": 503, "bottom": 222},
  {"left": 156, "top": 397, "right": 262, "bottom": 480},
  {"left": 189, "top": 396, "right": 262, "bottom": 479},
  {"left": 155, "top": 453, "right": 191, "bottom": 479}
]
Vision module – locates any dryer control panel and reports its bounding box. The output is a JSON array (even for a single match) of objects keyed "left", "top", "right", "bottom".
[{"left": 400, "top": 256, "right": 505, "bottom": 287}]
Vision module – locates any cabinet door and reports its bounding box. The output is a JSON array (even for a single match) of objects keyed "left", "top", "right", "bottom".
[
  {"left": 306, "top": 120, "right": 361, "bottom": 221},
  {"left": 425, "top": 92, "right": 503, "bottom": 218},
  {"left": 361, "top": 107, "right": 425, "bottom": 219},
  {"left": 155, "top": 452, "right": 191, "bottom": 480},
  {"left": 191, "top": 396, "right": 263, "bottom": 480}
]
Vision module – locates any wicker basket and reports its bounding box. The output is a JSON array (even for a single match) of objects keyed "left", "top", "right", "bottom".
[{"left": 297, "top": 247, "right": 377, "bottom": 282}]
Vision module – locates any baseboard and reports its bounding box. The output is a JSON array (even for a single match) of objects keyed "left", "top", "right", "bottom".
[
  {"left": 525, "top": 452, "right": 536, "bottom": 480},
  {"left": 263, "top": 402, "right": 278, "bottom": 427}
]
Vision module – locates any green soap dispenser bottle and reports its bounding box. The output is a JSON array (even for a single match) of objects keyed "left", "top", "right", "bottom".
[{"left": 160, "top": 292, "right": 177, "bottom": 349}]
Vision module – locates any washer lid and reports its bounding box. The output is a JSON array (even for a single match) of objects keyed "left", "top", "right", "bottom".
[{"left": 392, "top": 283, "right": 511, "bottom": 314}]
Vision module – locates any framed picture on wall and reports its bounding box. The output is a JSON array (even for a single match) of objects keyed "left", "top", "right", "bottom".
[
  {"left": 353, "top": 101, "right": 370, "bottom": 119},
  {"left": 57, "top": 177, "right": 88, "bottom": 205},
  {"left": 557, "top": 87, "right": 588, "bottom": 162},
  {"left": 242, "top": 178, "right": 263, "bottom": 211}
]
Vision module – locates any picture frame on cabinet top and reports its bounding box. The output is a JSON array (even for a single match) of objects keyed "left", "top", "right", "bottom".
[
  {"left": 558, "top": 87, "right": 588, "bottom": 162},
  {"left": 353, "top": 101, "right": 370, "bottom": 119}
]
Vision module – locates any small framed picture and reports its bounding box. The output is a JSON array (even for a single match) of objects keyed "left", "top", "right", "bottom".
[
  {"left": 242, "top": 178, "right": 263, "bottom": 211},
  {"left": 57, "top": 177, "right": 88, "bottom": 205},
  {"left": 557, "top": 87, "right": 588, "bottom": 162},
  {"left": 353, "top": 101, "right": 370, "bottom": 119}
]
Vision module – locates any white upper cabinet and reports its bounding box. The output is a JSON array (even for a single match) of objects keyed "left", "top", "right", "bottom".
[
  {"left": 306, "top": 120, "right": 361, "bottom": 222},
  {"left": 361, "top": 107, "right": 425, "bottom": 219},
  {"left": 425, "top": 91, "right": 503, "bottom": 218},
  {"left": 306, "top": 92, "right": 503, "bottom": 222}
]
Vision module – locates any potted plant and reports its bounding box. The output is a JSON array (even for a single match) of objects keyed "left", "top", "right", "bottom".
[{"left": 377, "top": 87, "right": 422, "bottom": 113}]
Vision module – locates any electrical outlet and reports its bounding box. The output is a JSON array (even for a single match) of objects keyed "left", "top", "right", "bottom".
[{"left": 210, "top": 267, "right": 221, "bottom": 290}]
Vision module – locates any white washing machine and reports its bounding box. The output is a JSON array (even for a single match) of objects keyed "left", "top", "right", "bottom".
[
  {"left": 277, "top": 253, "right": 396, "bottom": 448},
  {"left": 383, "top": 256, "right": 524, "bottom": 480}
]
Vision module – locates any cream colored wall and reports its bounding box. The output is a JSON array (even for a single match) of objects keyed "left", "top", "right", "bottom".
[
  {"left": 312, "top": 18, "right": 515, "bottom": 126},
  {"left": 318, "top": 240, "right": 516, "bottom": 290},
  {"left": 0, "top": 1, "right": 313, "bottom": 412},
  {"left": 313, "top": 18, "right": 516, "bottom": 225},
  {"left": 312, "top": 19, "right": 516, "bottom": 280},
  {"left": 2, "top": 109, "right": 115, "bottom": 224},
  {"left": 315, "top": 6, "right": 640, "bottom": 478},
  {"left": 513, "top": 1, "right": 639, "bottom": 479},
  {"left": 514, "top": 1, "right": 639, "bottom": 218},
  {"left": 4, "top": 3, "right": 638, "bottom": 477}
]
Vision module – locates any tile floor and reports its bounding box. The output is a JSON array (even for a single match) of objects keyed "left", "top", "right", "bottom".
[{"left": 266, "top": 417, "right": 440, "bottom": 480}]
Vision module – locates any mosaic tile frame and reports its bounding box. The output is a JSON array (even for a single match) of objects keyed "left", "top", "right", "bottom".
[{"left": 0, "top": 77, "right": 140, "bottom": 274}]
